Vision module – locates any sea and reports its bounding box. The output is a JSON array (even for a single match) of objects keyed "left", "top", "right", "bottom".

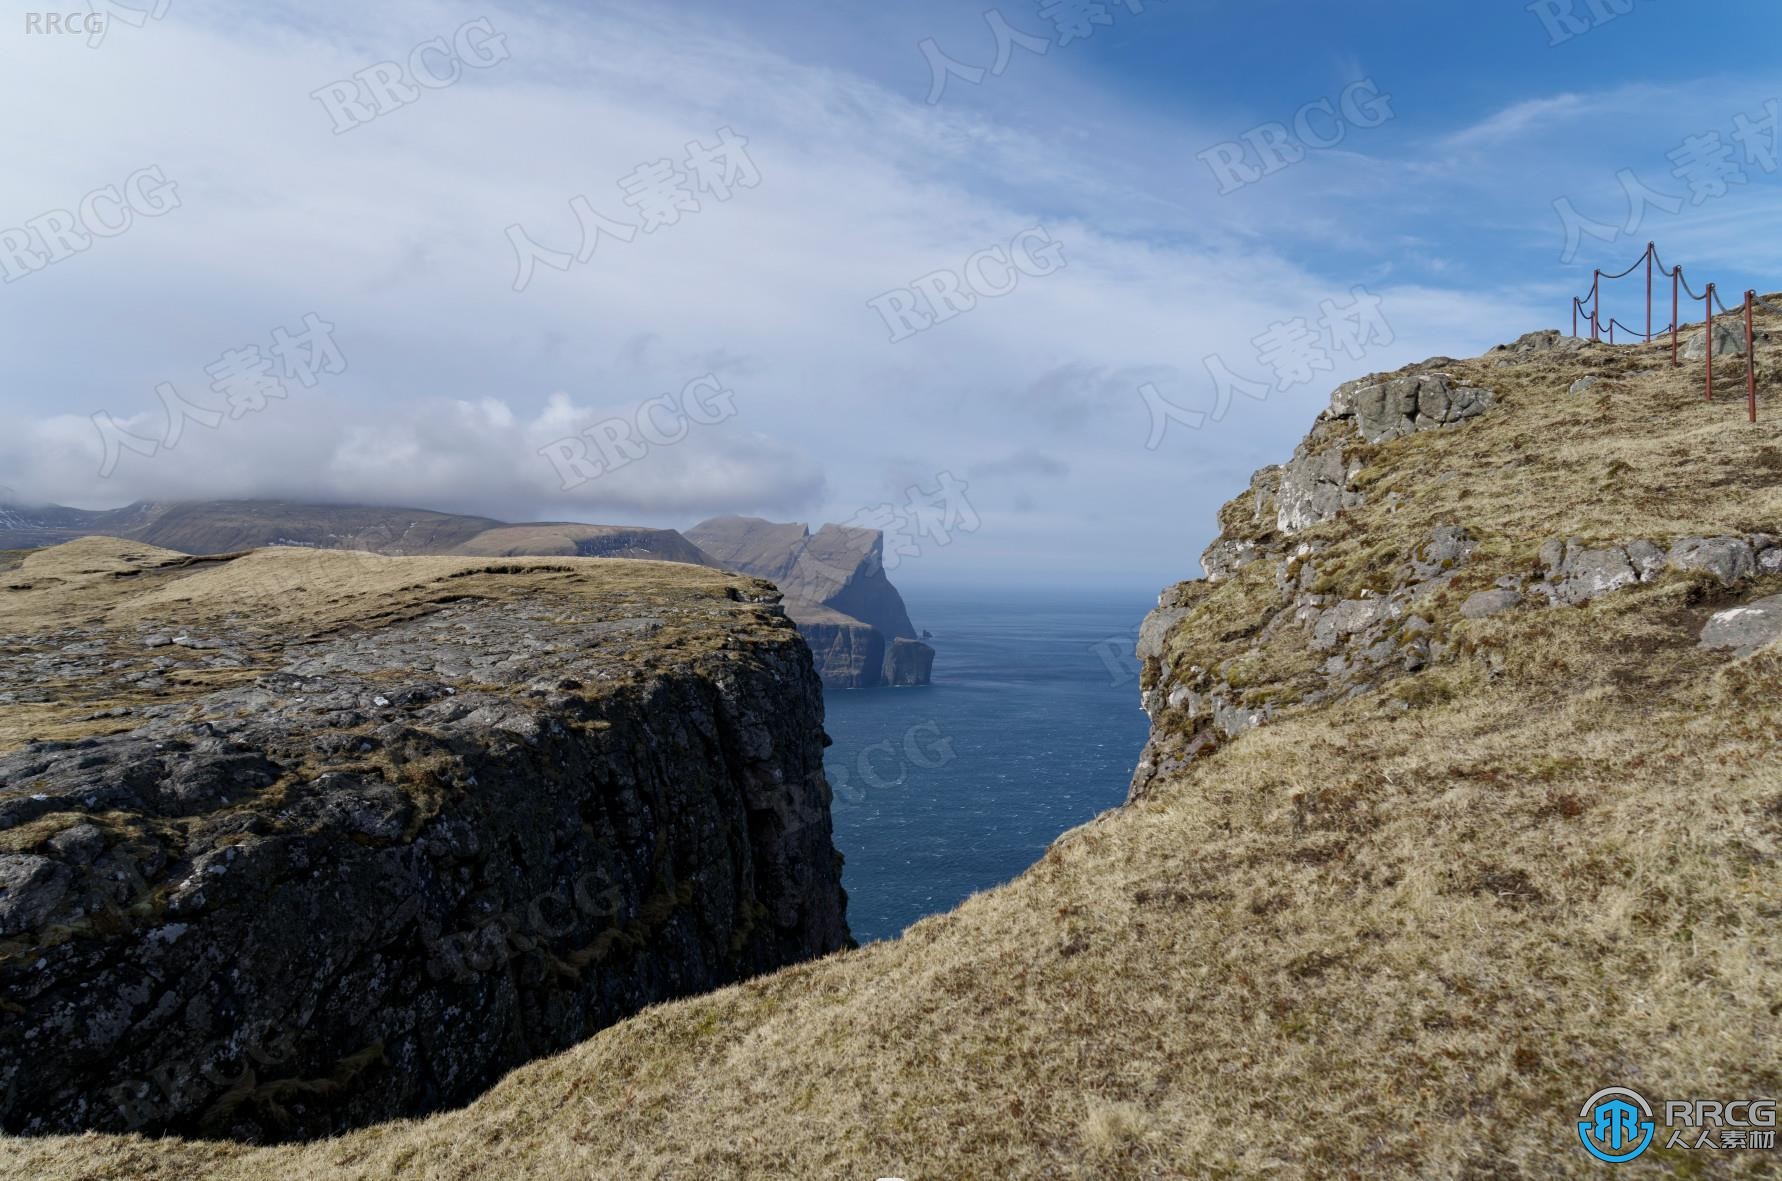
[{"left": 822, "top": 587, "right": 1156, "bottom": 945}]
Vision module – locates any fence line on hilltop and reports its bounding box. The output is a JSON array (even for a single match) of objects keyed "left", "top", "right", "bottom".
[{"left": 1570, "top": 242, "right": 1774, "bottom": 423}]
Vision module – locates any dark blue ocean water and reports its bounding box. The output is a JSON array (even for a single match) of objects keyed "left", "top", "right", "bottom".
[{"left": 822, "top": 589, "right": 1154, "bottom": 944}]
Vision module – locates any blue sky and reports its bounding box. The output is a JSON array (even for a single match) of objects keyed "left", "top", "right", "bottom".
[{"left": 2, "top": 0, "right": 1778, "bottom": 592}]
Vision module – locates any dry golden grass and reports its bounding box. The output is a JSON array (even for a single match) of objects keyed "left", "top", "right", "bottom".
[
  {"left": 4, "top": 329, "right": 1781, "bottom": 1178},
  {"left": 0, "top": 540, "right": 782, "bottom": 756}
]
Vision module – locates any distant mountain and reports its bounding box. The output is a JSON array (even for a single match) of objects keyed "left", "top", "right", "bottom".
[
  {"left": 687, "top": 515, "right": 933, "bottom": 688},
  {"left": 0, "top": 499, "right": 706, "bottom": 566},
  {"left": 0, "top": 499, "right": 931, "bottom": 687},
  {"left": 0, "top": 500, "right": 167, "bottom": 551}
]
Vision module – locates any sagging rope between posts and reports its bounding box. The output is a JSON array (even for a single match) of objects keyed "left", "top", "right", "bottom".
[{"left": 1570, "top": 242, "right": 1774, "bottom": 424}]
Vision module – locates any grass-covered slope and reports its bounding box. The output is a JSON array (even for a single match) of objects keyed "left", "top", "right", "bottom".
[{"left": 5, "top": 321, "right": 1781, "bottom": 1178}]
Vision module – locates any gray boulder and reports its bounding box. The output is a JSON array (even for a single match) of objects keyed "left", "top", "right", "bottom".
[
  {"left": 1210, "top": 695, "right": 1270, "bottom": 738},
  {"left": 0, "top": 854, "right": 77, "bottom": 938},
  {"left": 1626, "top": 540, "right": 1668, "bottom": 581},
  {"left": 1327, "top": 377, "right": 1372, "bottom": 419},
  {"left": 1247, "top": 465, "right": 1283, "bottom": 526},
  {"left": 1484, "top": 329, "right": 1588, "bottom": 360},
  {"left": 1700, "top": 595, "right": 1782, "bottom": 657},
  {"left": 1461, "top": 588, "right": 1522, "bottom": 620},
  {"left": 1409, "top": 526, "right": 1476, "bottom": 582},
  {"left": 1680, "top": 322, "right": 1747, "bottom": 360},
  {"left": 1668, "top": 537, "right": 1757, "bottom": 584},
  {"left": 1539, "top": 540, "right": 1643, "bottom": 605}
]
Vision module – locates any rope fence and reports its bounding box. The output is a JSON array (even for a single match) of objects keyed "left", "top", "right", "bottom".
[{"left": 1570, "top": 242, "right": 1772, "bottom": 423}]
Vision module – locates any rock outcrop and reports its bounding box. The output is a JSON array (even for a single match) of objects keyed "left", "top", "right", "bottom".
[
  {"left": 0, "top": 540, "right": 850, "bottom": 1141},
  {"left": 882, "top": 637, "right": 936, "bottom": 686},
  {"left": 1131, "top": 335, "right": 1782, "bottom": 803},
  {"left": 687, "top": 517, "right": 934, "bottom": 688},
  {"left": 1225, "top": 371, "right": 1494, "bottom": 559}
]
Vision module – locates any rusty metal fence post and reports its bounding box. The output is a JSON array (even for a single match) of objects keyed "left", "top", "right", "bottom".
[
  {"left": 1705, "top": 283, "right": 1716, "bottom": 402},
  {"left": 1671, "top": 266, "right": 1680, "bottom": 366},
  {"left": 1747, "top": 290, "right": 1757, "bottom": 424},
  {"left": 1645, "top": 242, "right": 1654, "bottom": 341},
  {"left": 1568, "top": 247, "right": 1765, "bottom": 414}
]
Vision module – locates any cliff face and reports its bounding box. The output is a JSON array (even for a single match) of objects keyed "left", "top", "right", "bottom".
[
  {"left": 882, "top": 637, "right": 935, "bottom": 686},
  {"left": 781, "top": 602, "right": 885, "bottom": 690},
  {"left": 0, "top": 540, "right": 849, "bottom": 1141},
  {"left": 686, "top": 516, "right": 933, "bottom": 687}
]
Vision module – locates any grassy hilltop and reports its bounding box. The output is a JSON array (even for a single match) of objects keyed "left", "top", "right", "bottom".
[{"left": 5, "top": 318, "right": 1781, "bottom": 1178}]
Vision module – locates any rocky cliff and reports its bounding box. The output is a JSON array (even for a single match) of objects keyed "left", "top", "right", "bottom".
[
  {"left": 686, "top": 516, "right": 934, "bottom": 687},
  {"left": 781, "top": 602, "right": 886, "bottom": 690},
  {"left": 0, "top": 539, "right": 849, "bottom": 1141},
  {"left": 1133, "top": 329, "right": 1782, "bottom": 799},
  {"left": 6, "top": 315, "right": 1781, "bottom": 1178}
]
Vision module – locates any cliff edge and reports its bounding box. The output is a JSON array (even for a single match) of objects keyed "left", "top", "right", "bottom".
[{"left": 0, "top": 540, "right": 849, "bottom": 1141}]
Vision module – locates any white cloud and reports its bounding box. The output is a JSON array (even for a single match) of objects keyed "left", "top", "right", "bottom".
[
  {"left": 1443, "top": 93, "right": 1595, "bottom": 149},
  {"left": 0, "top": 0, "right": 1648, "bottom": 584}
]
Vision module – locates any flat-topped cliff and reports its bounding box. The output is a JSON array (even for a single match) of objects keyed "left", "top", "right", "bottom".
[
  {"left": 0, "top": 500, "right": 932, "bottom": 689},
  {"left": 687, "top": 516, "right": 934, "bottom": 687},
  {"left": 0, "top": 540, "right": 848, "bottom": 1141}
]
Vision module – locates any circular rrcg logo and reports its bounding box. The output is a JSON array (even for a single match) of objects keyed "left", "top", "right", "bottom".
[{"left": 1578, "top": 1087, "right": 1655, "bottom": 1163}]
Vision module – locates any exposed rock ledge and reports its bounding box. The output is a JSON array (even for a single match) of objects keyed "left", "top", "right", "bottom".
[
  {"left": 1203, "top": 371, "right": 1495, "bottom": 578},
  {"left": 1131, "top": 342, "right": 1782, "bottom": 803},
  {"left": 0, "top": 539, "right": 849, "bottom": 1141}
]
